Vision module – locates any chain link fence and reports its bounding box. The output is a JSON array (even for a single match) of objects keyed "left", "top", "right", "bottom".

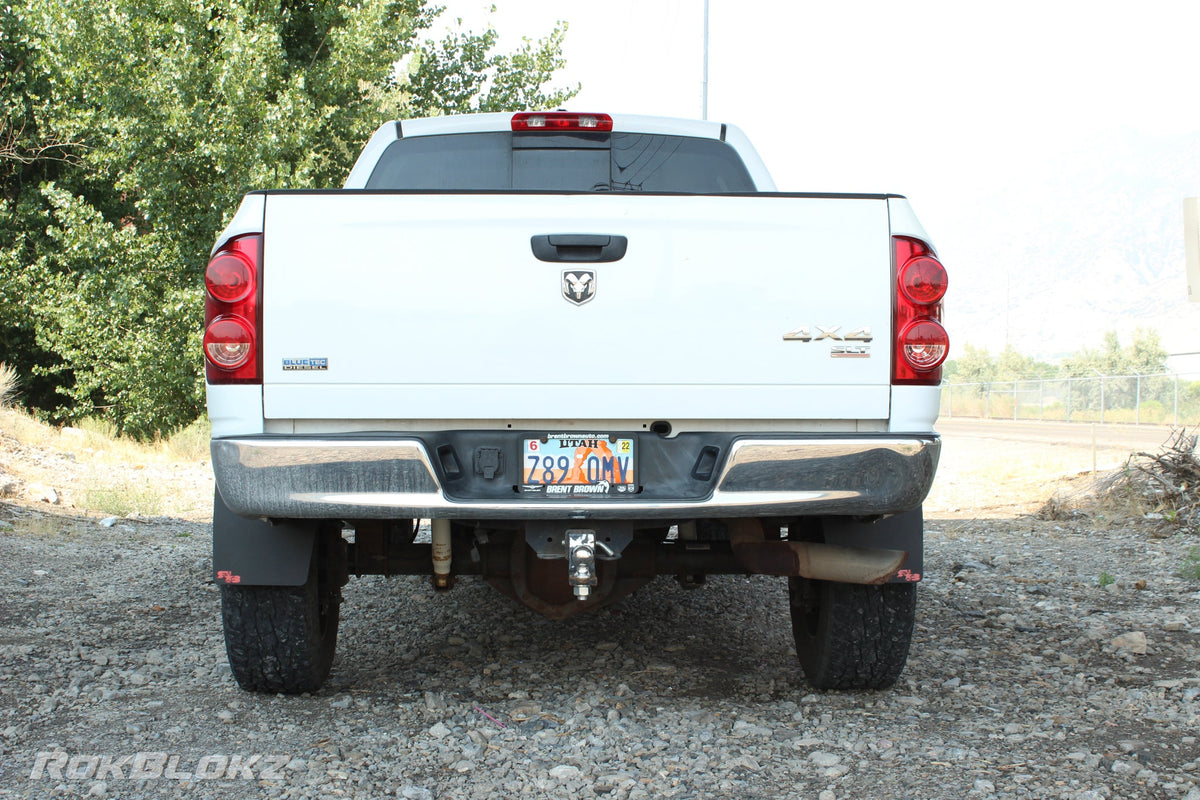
[{"left": 941, "top": 373, "right": 1200, "bottom": 426}]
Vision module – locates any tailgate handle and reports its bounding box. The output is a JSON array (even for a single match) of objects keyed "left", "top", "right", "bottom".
[{"left": 531, "top": 234, "right": 628, "bottom": 263}]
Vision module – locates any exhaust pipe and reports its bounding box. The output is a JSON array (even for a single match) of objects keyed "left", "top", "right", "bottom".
[{"left": 727, "top": 519, "right": 905, "bottom": 585}]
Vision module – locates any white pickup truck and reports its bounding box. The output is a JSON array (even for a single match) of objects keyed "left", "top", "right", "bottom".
[{"left": 204, "top": 111, "right": 947, "bottom": 694}]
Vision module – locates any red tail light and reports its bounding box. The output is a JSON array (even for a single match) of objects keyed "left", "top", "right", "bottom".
[
  {"left": 892, "top": 236, "right": 948, "bottom": 384},
  {"left": 205, "top": 250, "right": 255, "bottom": 303},
  {"left": 204, "top": 234, "right": 261, "bottom": 384},
  {"left": 512, "top": 112, "right": 613, "bottom": 132}
]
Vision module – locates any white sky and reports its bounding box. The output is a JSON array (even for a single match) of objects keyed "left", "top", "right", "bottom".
[
  {"left": 430, "top": 1, "right": 1200, "bottom": 355},
  {"left": 432, "top": 1, "right": 1200, "bottom": 183}
]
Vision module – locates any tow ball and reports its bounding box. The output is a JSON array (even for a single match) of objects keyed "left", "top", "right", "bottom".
[
  {"left": 566, "top": 529, "right": 616, "bottom": 600},
  {"left": 566, "top": 530, "right": 598, "bottom": 600}
]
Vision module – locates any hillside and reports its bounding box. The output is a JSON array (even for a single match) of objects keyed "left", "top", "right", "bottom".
[{"left": 937, "top": 129, "right": 1200, "bottom": 361}]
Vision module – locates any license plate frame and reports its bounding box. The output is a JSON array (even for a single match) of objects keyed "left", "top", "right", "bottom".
[{"left": 520, "top": 434, "right": 637, "bottom": 497}]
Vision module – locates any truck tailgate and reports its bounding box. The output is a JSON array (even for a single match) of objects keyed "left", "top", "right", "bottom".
[{"left": 260, "top": 192, "right": 893, "bottom": 421}]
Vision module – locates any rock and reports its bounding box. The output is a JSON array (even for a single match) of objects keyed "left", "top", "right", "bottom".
[
  {"left": 428, "top": 722, "right": 451, "bottom": 739},
  {"left": 1111, "top": 631, "right": 1148, "bottom": 654},
  {"left": 1163, "top": 616, "right": 1188, "bottom": 632},
  {"left": 399, "top": 788, "right": 433, "bottom": 800},
  {"left": 510, "top": 703, "right": 541, "bottom": 721},
  {"left": 810, "top": 751, "right": 841, "bottom": 768},
  {"left": 550, "top": 765, "right": 581, "bottom": 780},
  {"left": 99, "top": 517, "right": 118, "bottom": 528},
  {"left": 727, "top": 755, "right": 760, "bottom": 771}
]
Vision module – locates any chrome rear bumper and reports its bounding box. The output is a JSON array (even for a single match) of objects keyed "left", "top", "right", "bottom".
[{"left": 211, "top": 435, "right": 940, "bottom": 520}]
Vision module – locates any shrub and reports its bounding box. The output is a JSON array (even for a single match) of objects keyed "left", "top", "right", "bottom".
[{"left": 0, "top": 362, "right": 16, "bottom": 408}]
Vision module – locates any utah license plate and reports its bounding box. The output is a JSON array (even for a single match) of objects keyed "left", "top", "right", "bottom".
[{"left": 521, "top": 434, "right": 636, "bottom": 496}]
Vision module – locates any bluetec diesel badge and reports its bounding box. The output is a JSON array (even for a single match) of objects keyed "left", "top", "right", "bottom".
[{"left": 282, "top": 358, "right": 328, "bottom": 371}]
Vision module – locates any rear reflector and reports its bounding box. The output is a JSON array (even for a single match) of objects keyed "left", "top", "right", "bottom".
[{"left": 512, "top": 112, "right": 614, "bottom": 132}]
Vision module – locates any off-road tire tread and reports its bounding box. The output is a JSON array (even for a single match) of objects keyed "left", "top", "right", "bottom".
[
  {"left": 790, "top": 579, "right": 916, "bottom": 691},
  {"left": 221, "top": 576, "right": 338, "bottom": 694}
]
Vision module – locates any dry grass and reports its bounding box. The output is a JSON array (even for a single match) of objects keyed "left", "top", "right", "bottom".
[
  {"left": 8, "top": 513, "right": 85, "bottom": 538},
  {"left": 1036, "top": 427, "right": 1200, "bottom": 532},
  {"left": 83, "top": 479, "right": 168, "bottom": 517},
  {"left": 0, "top": 405, "right": 213, "bottom": 522},
  {"left": 0, "top": 406, "right": 209, "bottom": 468},
  {"left": 926, "top": 442, "right": 1121, "bottom": 518},
  {"left": 0, "top": 363, "right": 16, "bottom": 408}
]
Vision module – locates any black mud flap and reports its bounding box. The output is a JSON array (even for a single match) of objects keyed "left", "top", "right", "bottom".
[
  {"left": 822, "top": 507, "right": 924, "bottom": 583},
  {"left": 212, "top": 489, "right": 315, "bottom": 587}
]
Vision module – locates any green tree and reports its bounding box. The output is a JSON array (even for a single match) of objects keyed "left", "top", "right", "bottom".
[
  {"left": 0, "top": 4, "right": 85, "bottom": 411},
  {"left": 1, "top": 0, "right": 577, "bottom": 438},
  {"left": 1061, "top": 328, "right": 1167, "bottom": 377},
  {"left": 943, "top": 343, "right": 995, "bottom": 384},
  {"left": 1126, "top": 327, "right": 1168, "bottom": 374}
]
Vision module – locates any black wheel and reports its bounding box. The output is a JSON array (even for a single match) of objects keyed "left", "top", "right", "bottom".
[
  {"left": 788, "top": 577, "right": 916, "bottom": 690},
  {"left": 220, "top": 538, "right": 341, "bottom": 694}
]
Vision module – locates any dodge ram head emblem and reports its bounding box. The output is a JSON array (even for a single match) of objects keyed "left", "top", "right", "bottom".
[{"left": 561, "top": 270, "right": 596, "bottom": 305}]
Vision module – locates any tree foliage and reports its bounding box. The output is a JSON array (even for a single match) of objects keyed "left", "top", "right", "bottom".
[
  {"left": 0, "top": 0, "right": 577, "bottom": 438},
  {"left": 944, "top": 329, "right": 1169, "bottom": 383},
  {"left": 1059, "top": 328, "right": 1168, "bottom": 377}
]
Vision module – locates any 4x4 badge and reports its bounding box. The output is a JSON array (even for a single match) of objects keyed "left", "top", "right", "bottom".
[
  {"left": 561, "top": 270, "right": 596, "bottom": 305},
  {"left": 782, "top": 325, "right": 872, "bottom": 342}
]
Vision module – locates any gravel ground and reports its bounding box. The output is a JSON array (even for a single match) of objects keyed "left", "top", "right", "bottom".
[{"left": 1, "top": 424, "right": 1199, "bottom": 799}]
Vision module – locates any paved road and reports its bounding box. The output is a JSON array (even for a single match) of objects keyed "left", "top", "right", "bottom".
[{"left": 936, "top": 417, "right": 1180, "bottom": 453}]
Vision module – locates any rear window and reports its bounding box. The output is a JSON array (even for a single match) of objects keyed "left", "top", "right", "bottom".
[{"left": 365, "top": 131, "right": 756, "bottom": 193}]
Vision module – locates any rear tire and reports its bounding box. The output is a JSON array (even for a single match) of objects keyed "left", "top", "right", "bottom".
[
  {"left": 221, "top": 538, "right": 341, "bottom": 694},
  {"left": 789, "top": 577, "right": 915, "bottom": 690}
]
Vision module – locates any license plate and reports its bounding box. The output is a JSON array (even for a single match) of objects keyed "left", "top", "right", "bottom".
[{"left": 521, "top": 434, "right": 636, "bottom": 496}]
